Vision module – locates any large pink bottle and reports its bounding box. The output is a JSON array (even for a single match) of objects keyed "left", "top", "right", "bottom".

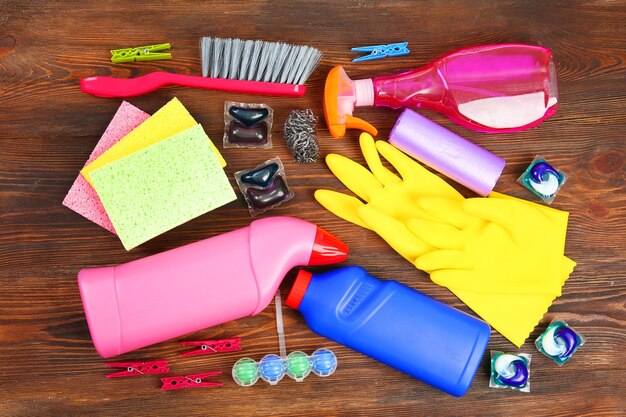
[{"left": 78, "top": 217, "right": 348, "bottom": 358}]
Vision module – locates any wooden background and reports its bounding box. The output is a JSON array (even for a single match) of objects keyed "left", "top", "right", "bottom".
[{"left": 1, "top": 1, "right": 625, "bottom": 416}]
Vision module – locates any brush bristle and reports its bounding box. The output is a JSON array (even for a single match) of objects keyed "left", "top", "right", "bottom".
[{"left": 201, "top": 37, "right": 322, "bottom": 85}]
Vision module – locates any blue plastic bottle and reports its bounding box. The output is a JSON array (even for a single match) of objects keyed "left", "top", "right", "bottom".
[{"left": 285, "top": 266, "right": 490, "bottom": 396}]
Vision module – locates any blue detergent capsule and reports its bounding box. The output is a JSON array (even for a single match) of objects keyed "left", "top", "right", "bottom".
[
  {"left": 518, "top": 157, "right": 567, "bottom": 204},
  {"left": 258, "top": 354, "right": 285, "bottom": 385},
  {"left": 228, "top": 106, "right": 270, "bottom": 127},
  {"left": 310, "top": 348, "right": 337, "bottom": 377},
  {"left": 240, "top": 162, "right": 279, "bottom": 188},
  {"left": 490, "top": 351, "right": 531, "bottom": 392},
  {"left": 535, "top": 319, "right": 584, "bottom": 365}
]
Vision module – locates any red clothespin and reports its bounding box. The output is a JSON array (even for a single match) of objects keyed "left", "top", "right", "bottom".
[
  {"left": 106, "top": 360, "right": 170, "bottom": 378},
  {"left": 180, "top": 337, "right": 242, "bottom": 357},
  {"left": 161, "top": 371, "right": 223, "bottom": 390}
]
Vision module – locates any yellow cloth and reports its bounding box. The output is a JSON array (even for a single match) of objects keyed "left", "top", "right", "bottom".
[
  {"left": 450, "top": 259, "right": 574, "bottom": 347},
  {"left": 315, "top": 132, "right": 575, "bottom": 347},
  {"left": 82, "top": 97, "right": 225, "bottom": 186}
]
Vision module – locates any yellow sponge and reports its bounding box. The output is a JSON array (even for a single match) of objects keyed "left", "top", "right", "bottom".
[{"left": 82, "top": 97, "right": 225, "bottom": 186}]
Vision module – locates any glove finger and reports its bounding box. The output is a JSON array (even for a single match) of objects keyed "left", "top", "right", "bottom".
[
  {"left": 491, "top": 191, "right": 570, "bottom": 224},
  {"left": 376, "top": 141, "right": 463, "bottom": 200},
  {"left": 314, "top": 189, "right": 371, "bottom": 230},
  {"left": 326, "top": 153, "right": 382, "bottom": 202},
  {"left": 360, "top": 133, "right": 402, "bottom": 187},
  {"left": 491, "top": 191, "right": 560, "bottom": 212},
  {"left": 406, "top": 217, "right": 465, "bottom": 249},
  {"left": 429, "top": 269, "right": 473, "bottom": 289},
  {"left": 462, "top": 198, "right": 532, "bottom": 227},
  {"left": 357, "top": 205, "right": 433, "bottom": 261},
  {"left": 417, "top": 197, "right": 475, "bottom": 229},
  {"left": 375, "top": 140, "right": 426, "bottom": 182},
  {"left": 415, "top": 250, "right": 472, "bottom": 272}
]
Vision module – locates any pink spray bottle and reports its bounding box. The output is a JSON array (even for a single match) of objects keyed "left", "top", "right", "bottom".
[
  {"left": 324, "top": 43, "right": 558, "bottom": 138},
  {"left": 77, "top": 217, "right": 348, "bottom": 358}
]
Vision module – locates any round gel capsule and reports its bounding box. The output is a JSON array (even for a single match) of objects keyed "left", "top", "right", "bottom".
[
  {"left": 529, "top": 161, "right": 561, "bottom": 197},
  {"left": 285, "top": 351, "right": 312, "bottom": 382},
  {"left": 310, "top": 348, "right": 337, "bottom": 377},
  {"left": 541, "top": 323, "right": 580, "bottom": 360},
  {"left": 258, "top": 354, "right": 285, "bottom": 385},
  {"left": 232, "top": 358, "right": 259, "bottom": 387},
  {"left": 494, "top": 354, "right": 529, "bottom": 388}
]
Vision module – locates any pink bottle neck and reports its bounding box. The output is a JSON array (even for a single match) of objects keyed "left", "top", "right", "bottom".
[
  {"left": 248, "top": 217, "right": 318, "bottom": 314},
  {"left": 371, "top": 64, "right": 446, "bottom": 111}
]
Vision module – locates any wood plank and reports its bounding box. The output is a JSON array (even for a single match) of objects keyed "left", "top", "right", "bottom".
[{"left": 1, "top": 1, "right": 624, "bottom": 416}]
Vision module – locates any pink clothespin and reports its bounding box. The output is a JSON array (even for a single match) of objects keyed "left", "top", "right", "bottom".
[
  {"left": 161, "top": 371, "right": 223, "bottom": 390},
  {"left": 106, "top": 360, "right": 170, "bottom": 378},
  {"left": 180, "top": 338, "right": 242, "bottom": 357}
]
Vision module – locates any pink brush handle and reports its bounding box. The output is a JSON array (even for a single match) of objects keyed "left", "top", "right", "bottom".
[{"left": 80, "top": 72, "right": 307, "bottom": 98}]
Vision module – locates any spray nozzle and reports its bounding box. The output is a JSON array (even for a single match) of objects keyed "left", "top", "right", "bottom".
[{"left": 324, "top": 66, "right": 378, "bottom": 139}]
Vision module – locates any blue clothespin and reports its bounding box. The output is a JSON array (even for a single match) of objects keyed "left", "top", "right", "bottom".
[{"left": 351, "top": 42, "right": 410, "bottom": 62}]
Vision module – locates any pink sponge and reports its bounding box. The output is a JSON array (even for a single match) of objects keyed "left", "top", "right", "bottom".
[{"left": 63, "top": 101, "right": 150, "bottom": 233}]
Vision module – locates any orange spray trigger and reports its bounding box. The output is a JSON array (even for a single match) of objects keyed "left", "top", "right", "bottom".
[
  {"left": 346, "top": 115, "right": 378, "bottom": 136},
  {"left": 324, "top": 66, "right": 377, "bottom": 139}
]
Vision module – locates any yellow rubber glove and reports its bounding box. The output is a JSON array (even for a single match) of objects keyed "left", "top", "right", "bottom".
[
  {"left": 359, "top": 197, "right": 575, "bottom": 347},
  {"left": 316, "top": 132, "right": 462, "bottom": 257},
  {"left": 315, "top": 132, "right": 576, "bottom": 346},
  {"left": 409, "top": 197, "right": 567, "bottom": 296},
  {"left": 316, "top": 132, "right": 573, "bottom": 280}
]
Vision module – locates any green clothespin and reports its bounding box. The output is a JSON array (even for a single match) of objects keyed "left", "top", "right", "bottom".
[{"left": 110, "top": 43, "right": 172, "bottom": 63}]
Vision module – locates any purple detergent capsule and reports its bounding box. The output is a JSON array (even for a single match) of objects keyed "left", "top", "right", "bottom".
[
  {"left": 235, "top": 157, "right": 294, "bottom": 216},
  {"left": 224, "top": 101, "right": 273, "bottom": 149},
  {"left": 246, "top": 175, "right": 292, "bottom": 210},
  {"left": 227, "top": 120, "right": 268, "bottom": 146},
  {"left": 535, "top": 319, "right": 584, "bottom": 365},
  {"left": 490, "top": 351, "right": 531, "bottom": 392}
]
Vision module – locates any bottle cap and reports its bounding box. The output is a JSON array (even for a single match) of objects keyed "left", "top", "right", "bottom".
[
  {"left": 307, "top": 226, "right": 349, "bottom": 266},
  {"left": 286, "top": 270, "right": 313, "bottom": 309},
  {"left": 77, "top": 266, "right": 121, "bottom": 358}
]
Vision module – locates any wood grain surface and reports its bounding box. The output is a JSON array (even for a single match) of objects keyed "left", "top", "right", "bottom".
[{"left": 1, "top": 1, "right": 625, "bottom": 416}]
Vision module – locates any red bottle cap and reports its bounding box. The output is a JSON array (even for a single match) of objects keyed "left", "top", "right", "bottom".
[
  {"left": 307, "top": 226, "right": 348, "bottom": 266},
  {"left": 286, "top": 270, "right": 313, "bottom": 310}
]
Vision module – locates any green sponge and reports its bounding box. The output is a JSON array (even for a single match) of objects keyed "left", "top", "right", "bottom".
[{"left": 90, "top": 124, "right": 236, "bottom": 250}]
